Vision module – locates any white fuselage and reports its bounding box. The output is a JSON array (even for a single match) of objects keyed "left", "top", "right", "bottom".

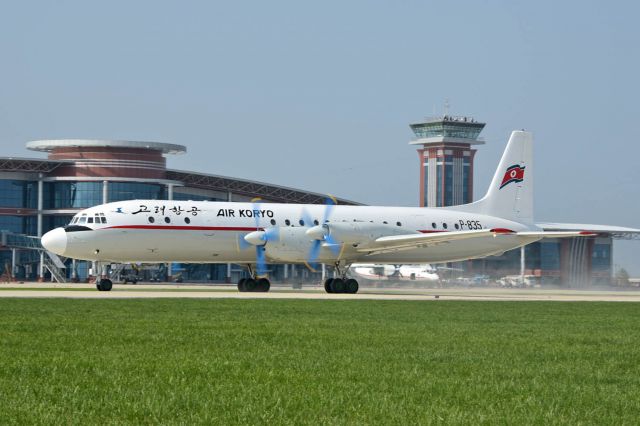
[{"left": 52, "top": 199, "right": 541, "bottom": 265}]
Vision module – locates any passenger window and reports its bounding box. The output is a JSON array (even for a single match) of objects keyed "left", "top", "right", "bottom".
[
  {"left": 432, "top": 222, "right": 437, "bottom": 229},
  {"left": 396, "top": 221, "right": 402, "bottom": 226},
  {"left": 184, "top": 217, "right": 191, "bottom": 224},
  {"left": 285, "top": 219, "right": 291, "bottom": 226},
  {"left": 164, "top": 217, "right": 171, "bottom": 224},
  {"left": 443, "top": 223, "right": 448, "bottom": 229},
  {"left": 270, "top": 219, "right": 276, "bottom": 225},
  {"left": 383, "top": 221, "right": 388, "bottom": 224},
  {"left": 313, "top": 219, "right": 319, "bottom": 226},
  {"left": 87, "top": 217, "right": 94, "bottom": 223},
  {"left": 299, "top": 219, "right": 305, "bottom": 226},
  {"left": 454, "top": 223, "right": 459, "bottom": 230},
  {"left": 148, "top": 217, "right": 155, "bottom": 223}
]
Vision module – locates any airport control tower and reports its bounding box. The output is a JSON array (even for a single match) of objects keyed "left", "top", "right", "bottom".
[{"left": 410, "top": 115, "right": 485, "bottom": 207}]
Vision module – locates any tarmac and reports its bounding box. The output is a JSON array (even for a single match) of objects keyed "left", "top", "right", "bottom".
[{"left": 1, "top": 282, "right": 640, "bottom": 301}]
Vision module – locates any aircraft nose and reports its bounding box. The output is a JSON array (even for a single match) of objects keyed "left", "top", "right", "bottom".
[{"left": 41, "top": 227, "right": 67, "bottom": 255}]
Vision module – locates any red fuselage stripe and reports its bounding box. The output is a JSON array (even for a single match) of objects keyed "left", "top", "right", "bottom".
[
  {"left": 103, "top": 226, "right": 451, "bottom": 233},
  {"left": 104, "top": 225, "right": 261, "bottom": 231}
]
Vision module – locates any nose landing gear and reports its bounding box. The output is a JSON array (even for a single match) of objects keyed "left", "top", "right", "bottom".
[
  {"left": 96, "top": 278, "right": 113, "bottom": 291},
  {"left": 95, "top": 262, "right": 113, "bottom": 291}
]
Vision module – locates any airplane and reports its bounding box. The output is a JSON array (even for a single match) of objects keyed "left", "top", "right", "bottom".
[
  {"left": 41, "top": 131, "right": 640, "bottom": 292},
  {"left": 351, "top": 264, "right": 440, "bottom": 283}
]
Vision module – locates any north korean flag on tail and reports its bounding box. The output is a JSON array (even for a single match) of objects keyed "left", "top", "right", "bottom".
[{"left": 499, "top": 164, "right": 525, "bottom": 189}]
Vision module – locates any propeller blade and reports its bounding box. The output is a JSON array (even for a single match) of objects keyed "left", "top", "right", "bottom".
[
  {"left": 256, "top": 246, "right": 267, "bottom": 276},
  {"left": 263, "top": 227, "right": 280, "bottom": 242},
  {"left": 251, "top": 197, "right": 262, "bottom": 229},
  {"left": 237, "top": 234, "right": 253, "bottom": 250},
  {"left": 308, "top": 239, "right": 322, "bottom": 265},
  {"left": 323, "top": 233, "right": 342, "bottom": 255},
  {"left": 322, "top": 195, "right": 336, "bottom": 223},
  {"left": 300, "top": 207, "right": 314, "bottom": 227}
]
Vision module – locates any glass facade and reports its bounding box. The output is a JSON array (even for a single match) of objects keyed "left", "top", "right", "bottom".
[
  {"left": 592, "top": 243, "right": 611, "bottom": 271},
  {"left": 172, "top": 192, "right": 224, "bottom": 202},
  {"left": 423, "top": 163, "right": 428, "bottom": 206},
  {"left": 42, "top": 182, "right": 166, "bottom": 209},
  {"left": 515, "top": 241, "right": 562, "bottom": 272},
  {"left": 109, "top": 182, "right": 164, "bottom": 202},
  {"left": 410, "top": 122, "right": 484, "bottom": 140},
  {"left": 0, "top": 180, "right": 37, "bottom": 208},
  {"left": 44, "top": 182, "right": 103, "bottom": 209},
  {"left": 444, "top": 156, "right": 454, "bottom": 206},
  {"left": 436, "top": 163, "right": 443, "bottom": 206},
  {"left": 0, "top": 215, "right": 37, "bottom": 235},
  {"left": 463, "top": 157, "right": 470, "bottom": 204},
  {"left": 43, "top": 215, "right": 74, "bottom": 233}
]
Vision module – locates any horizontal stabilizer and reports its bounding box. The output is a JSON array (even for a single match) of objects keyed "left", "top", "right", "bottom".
[
  {"left": 537, "top": 222, "right": 640, "bottom": 239},
  {"left": 516, "top": 231, "right": 597, "bottom": 238}
]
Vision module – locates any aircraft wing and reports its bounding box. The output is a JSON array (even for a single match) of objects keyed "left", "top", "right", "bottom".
[
  {"left": 356, "top": 228, "right": 598, "bottom": 255},
  {"left": 536, "top": 222, "right": 640, "bottom": 240}
]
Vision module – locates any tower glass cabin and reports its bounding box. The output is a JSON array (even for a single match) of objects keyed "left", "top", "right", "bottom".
[{"left": 410, "top": 115, "right": 485, "bottom": 207}]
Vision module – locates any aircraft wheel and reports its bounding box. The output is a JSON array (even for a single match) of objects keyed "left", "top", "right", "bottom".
[
  {"left": 345, "top": 279, "right": 359, "bottom": 294},
  {"left": 330, "top": 278, "right": 345, "bottom": 293},
  {"left": 257, "top": 278, "right": 270, "bottom": 292},
  {"left": 245, "top": 278, "right": 257, "bottom": 292},
  {"left": 324, "top": 278, "right": 334, "bottom": 293},
  {"left": 238, "top": 278, "right": 247, "bottom": 292},
  {"left": 97, "top": 279, "right": 112, "bottom": 292}
]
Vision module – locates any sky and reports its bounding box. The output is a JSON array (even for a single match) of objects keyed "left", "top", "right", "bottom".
[{"left": 0, "top": 0, "right": 638, "bottom": 273}]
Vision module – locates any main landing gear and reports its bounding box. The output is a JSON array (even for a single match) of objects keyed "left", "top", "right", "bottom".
[
  {"left": 324, "top": 278, "right": 359, "bottom": 294},
  {"left": 237, "top": 265, "right": 270, "bottom": 292},
  {"left": 324, "top": 263, "right": 359, "bottom": 294}
]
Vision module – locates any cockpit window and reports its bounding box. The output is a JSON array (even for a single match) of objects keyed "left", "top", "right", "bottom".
[
  {"left": 87, "top": 217, "right": 94, "bottom": 224},
  {"left": 100, "top": 217, "right": 107, "bottom": 224},
  {"left": 79, "top": 217, "right": 87, "bottom": 224}
]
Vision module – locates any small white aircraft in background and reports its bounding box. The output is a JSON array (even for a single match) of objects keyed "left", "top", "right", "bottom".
[
  {"left": 351, "top": 264, "right": 440, "bottom": 283},
  {"left": 41, "top": 131, "right": 640, "bottom": 292}
]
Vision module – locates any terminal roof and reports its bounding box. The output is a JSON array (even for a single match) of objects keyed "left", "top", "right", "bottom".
[{"left": 26, "top": 139, "right": 186, "bottom": 155}]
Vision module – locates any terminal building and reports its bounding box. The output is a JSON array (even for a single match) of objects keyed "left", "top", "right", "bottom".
[
  {"left": 0, "top": 139, "right": 358, "bottom": 283},
  {"left": 410, "top": 115, "right": 630, "bottom": 287}
]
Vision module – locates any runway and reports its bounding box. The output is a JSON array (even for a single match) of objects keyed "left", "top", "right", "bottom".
[{"left": 1, "top": 282, "right": 640, "bottom": 301}]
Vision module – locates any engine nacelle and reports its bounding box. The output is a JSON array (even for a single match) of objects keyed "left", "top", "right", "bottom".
[
  {"left": 264, "top": 222, "right": 419, "bottom": 263},
  {"left": 264, "top": 227, "right": 317, "bottom": 263}
]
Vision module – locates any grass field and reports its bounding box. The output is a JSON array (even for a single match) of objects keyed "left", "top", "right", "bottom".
[{"left": 1, "top": 299, "right": 639, "bottom": 424}]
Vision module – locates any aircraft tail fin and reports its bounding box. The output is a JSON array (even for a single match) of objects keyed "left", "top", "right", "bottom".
[{"left": 454, "top": 130, "right": 534, "bottom": 224}]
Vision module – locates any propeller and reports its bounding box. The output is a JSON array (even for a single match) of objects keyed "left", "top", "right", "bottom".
[
  {"left": 303, "top": 196, "right": 341, "bottom": 271},
  {"left": 239, "top": 198, "right": 279, "bottom": 276}
]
